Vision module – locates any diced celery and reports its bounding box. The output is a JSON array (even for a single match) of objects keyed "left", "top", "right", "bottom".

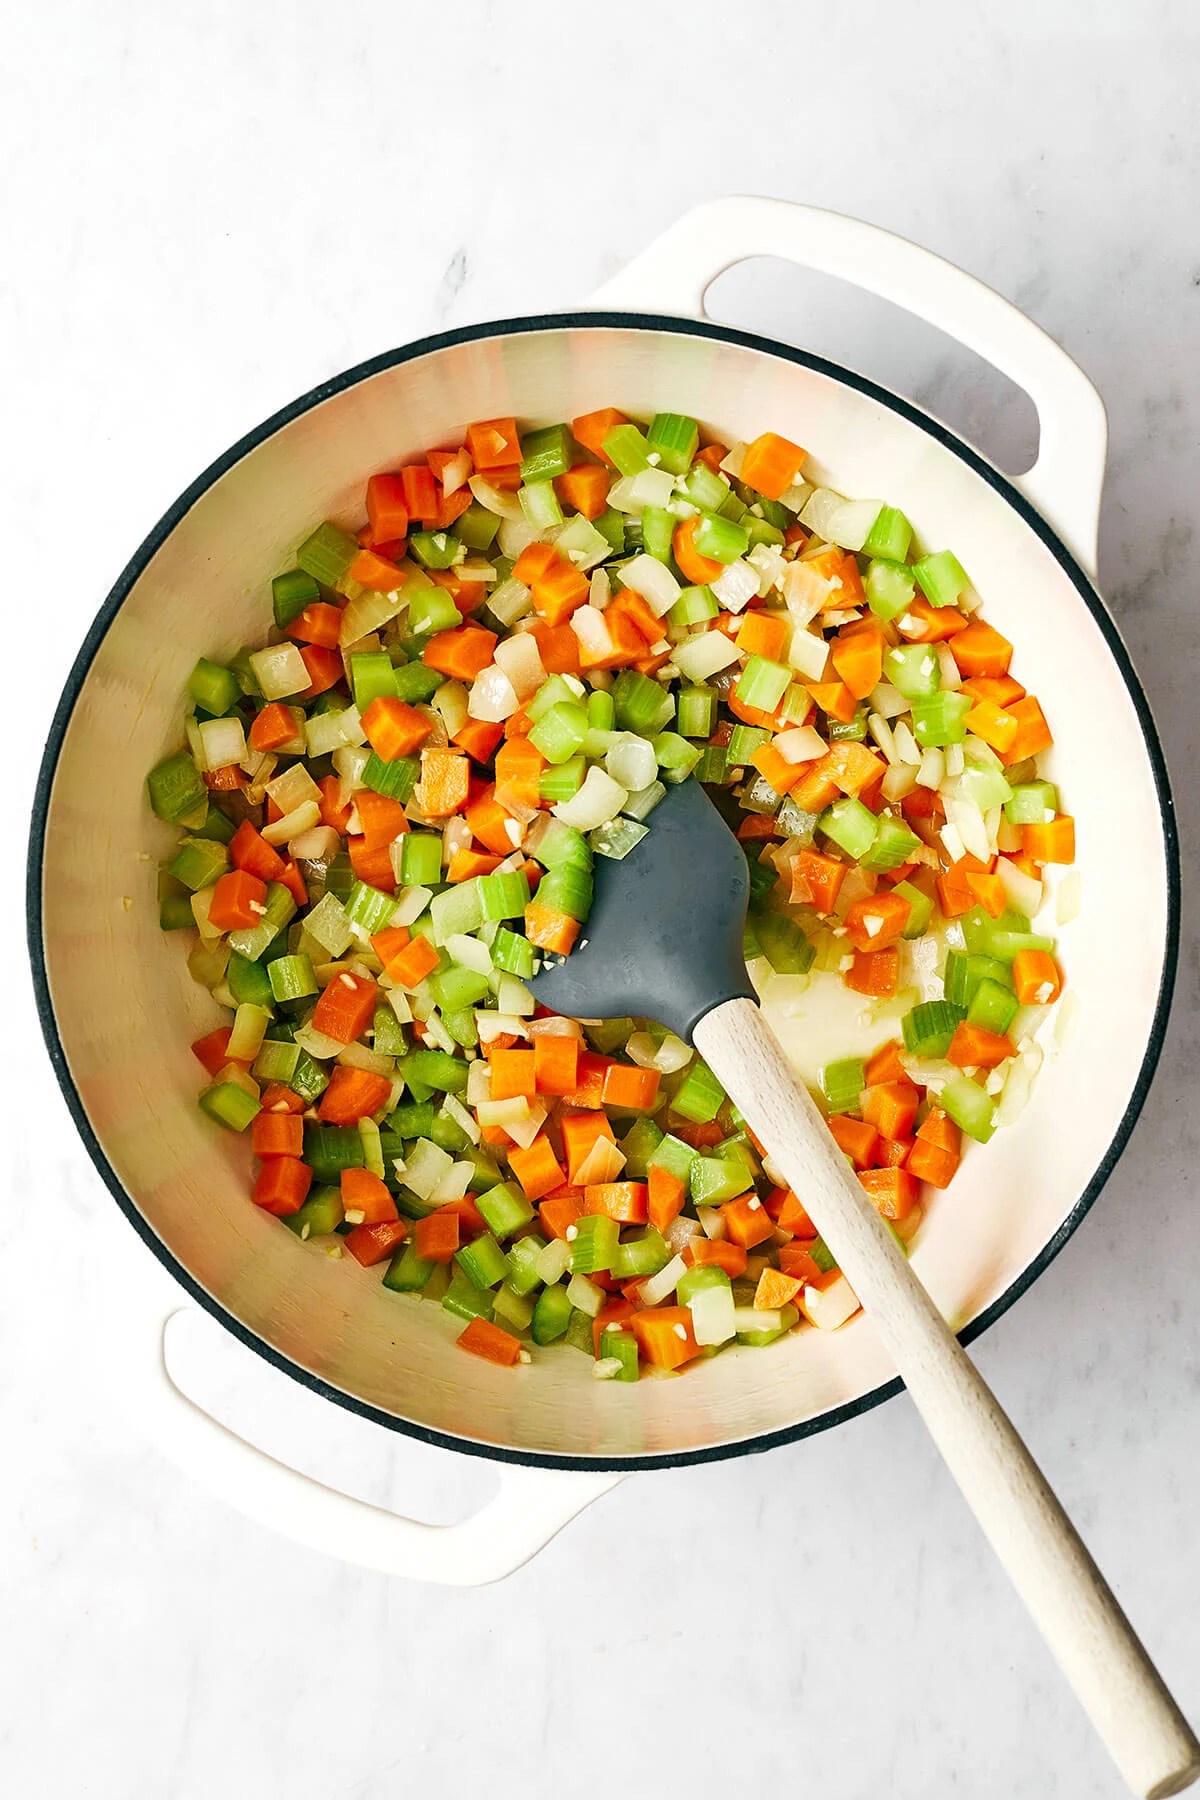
[
  {"left": 689, "top": 1155, "right": 751, "bottom": 1206},
  {"left": 267, "top": 954, "right": 317, "bottom": 1004},
  {"left": 345, "top": 881, "right": 397, "bottom": 936},
  {"left": 531, "top": 1283, "right": 573, "bottom": 1344},
  {"left": 589, "top": 817, "right": 649, "bottom": 861},
  {"left": 902, "top": 1000, "right": 966, "bottom": 1058},
  {"left": 476, "top": 1181, "right": 535, "bottom": 1239},
  {"left": 883, "top": 644, "right": 941, "bottom": 700},
  {"left": 861, "top": 816, "right": 921, "bottom": 873},
  {"left": 296, "top": 521, "right": 359, "bottom": 587},
  {"left": 822, "top": 1057, "right": 865, "bottom": 1113},
  {"left": 671, "top": 1059, "right": 725, "bottom": 1124},
  {"left": 668, "top": 584, "right": 719, "bottom": 629},
  {"left": 913, "top": 549, "right": 969, "bottom": 608},
  {"left": 694, "top": 513, "right": 749, "bottom": 564},
  {"left": 1005, "top": 780, "right": 1058, "bottom": 825},
  {"left": 646, "top": 411, "right": 699, "bottom": 475},
  {"left": 735, "top": 656, "right": 791, "bottom": 713},
  {"left": 455, "top": 1232, "right": 510, "bottom": 1290},
  {"left": 820, "top": 797, "right": 878, "bottom": 861},
  {"left": 968, "top": 977, "right": 1019, "bottom": 1035},
  {"left": 441, "top": 1270, "right": 495, "bottom": 1321},
  {"left": 862, "top": 505, "right": 913, "bottom": 562},
  {"left": 754, "top": 910, "right": 814, "bottom": 974},
  {"left": 284, "top": 1186, "right": 345, "bottom": 1240},
  {"left": 383, "top": 1241, "right": 436, "bottom": 1293},
  {"left": 942, "top": 1076, "right": 996, "bottom": 1143},
  {"left": 272, "top": 568, "right": 320, "bottom": 628},
  {"left": 892, "top": 878, "right": 934, "bottom": 939},
  {"left": 362, "top": 752, "right": 419, "bottom": 801},
  {"left": 568, "top": 1214, "right": 619, "bottom": 1274},
  {"left": 910, "top": 691, "right": 973, "bottom": 748},
  {"left": 188, "top": 657, "right": 241, "bottom": 717},
  {"left": 147, "top": 751, "right": 207, "bottom": 825},
  {"left": 408, "top": 584, "right": 461, "bottom": 637},
  {"left": 865, "top": 559, "right": 916, "bottom": 623},
  {"left": 519, "top": 480, "right": 563, "bottom": 531},
  {"left": 402, "top": 833, "right": 444, "bottom": 889},
  {"left": 598, "top": 1327, "right": 639, "bottom": 1379},
  {"left": 199, "top": 1081, "right": 260, "bottom": 1132},
  {"left": 612, "top": 669, "right": 675, "bottom": 735}
]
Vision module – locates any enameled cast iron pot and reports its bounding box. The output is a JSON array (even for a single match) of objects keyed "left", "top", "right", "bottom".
[{"left": 29, "top": 199, "right": 1178, "bottom": 1582}]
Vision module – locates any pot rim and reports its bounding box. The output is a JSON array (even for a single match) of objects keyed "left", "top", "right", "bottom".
[{"left": 27, "top": 311, "right": 1180, "bottom": 1473}]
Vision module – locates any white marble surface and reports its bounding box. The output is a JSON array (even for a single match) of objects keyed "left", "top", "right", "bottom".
[{"left": 5, "top": 3, "right": 1199, "bottom": 1796}]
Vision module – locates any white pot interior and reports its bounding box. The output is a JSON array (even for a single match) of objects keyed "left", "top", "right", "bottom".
[{"left": 37, "top": 321, "right": 1171, "bottom": 1463}]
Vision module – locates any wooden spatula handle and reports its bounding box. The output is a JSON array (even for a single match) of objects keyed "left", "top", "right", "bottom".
[{"left": 694, "top": 997, "right": 1199, "bottom": 1799}]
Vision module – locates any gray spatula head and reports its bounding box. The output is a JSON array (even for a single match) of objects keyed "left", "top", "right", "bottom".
[{"left": 527, "top": 778, "right": 755, "bottom": 1043}]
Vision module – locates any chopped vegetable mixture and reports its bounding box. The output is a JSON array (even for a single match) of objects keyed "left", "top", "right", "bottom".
[{"left": 149, "top": 407, "right": 1072, "bottom": 1375}]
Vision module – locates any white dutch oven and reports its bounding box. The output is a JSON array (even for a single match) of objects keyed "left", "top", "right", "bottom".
[{"left": 30, "top": 198, "right": 1177, "bottom": 1584}]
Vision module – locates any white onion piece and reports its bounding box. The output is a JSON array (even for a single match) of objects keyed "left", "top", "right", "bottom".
[
  {"left": 468, "top": 473, "right": 524, "bottom": 519},
  {"left": 867, "top": 713, "right": 899, "bottom": 765},
  {"left": 936, "top": 644, "right": 962, "bottom": 689},
  {"left": 467, "top": 664, "right": 520, "bottom": 721},
  {"left": 444, "top": 932, "right": 492, "bottom": 974},
  {"left": 882, "top": 763, "right": 919, "bottom": 802},
  {"left": 774, "top": 725, "right": 826, "bottom": 764},
  {"left": 525, "top": 1014, "right": 584, "bottom": 1039},
  {"left": 891, "top": 720, "right": 920, "bottom": 764},
  {"left": 589, "top": 566, "right": 611, "bottom": 610},
  {"left": 996, "top": 854, "right": 1043, "bottom": 919},
  {"left": 572, "top": 1135, "right": 626, "bottom": 1186},
  {"left": 747, "top": 543, "right": 787, "bottom": 595},
  {"left": 1055, "top": 870, "right": 1081, "bottom": 926},
  {"left": 710, "top": 559, "right": 758, "bottom": 612},
  {"left": 607, "top": 469, "right": 675, "bottom": 513},
  {"left": 784, "top": 622, "right": 830, "bottom": 681},
  {"left": 430, "top": 679, "right": 469, "bottom": 740},
  {"left": 718, "top": 442, "right": 746, "bottom": 479},
  {"left": 196, "top": 715, "right": 246, "bottom": 772},
  {"left": 551, "top": 766, "right": 628, "bottom": 830},
  {"left": 338, "top": 586, "right": 406, "bottom": 648},
  {"left": 249, "top": 642, "right": 310, "bottom": 700},
  {"left": 569, "top": 604, "right": 613, "bottom": 664},
  {"left": 476, "top": 1095, "right": 532, "bottom": 1130},
  {"left": 388, "top": 884, "right": 431, "bottom": 928},
  {"left": 403, "top": 1137, "right": 454, "bottom": 1199},
  {"left": 290, "top": 825, "right": 342, "bottom": 863},
  {"left": 494, "top": 631, "right": 547, "bottom": 700},
  {"left": 262, "top": 800, "right": 321, "bottom": 847},
  {"left": 867, "top": 680, "right": 910, "bottom": 720},
  {"left": 498, "top": 516, "right": 538, "bottom": 561},
  {"left": 441, "top": 814, "right": 473, "bottom": 865},
  {"left": 430, "top": 1161, "right": 474, "bottom": 1207},
  {"left": 916, "top": 747, "right": 945, "bottom": 789},
  {"left": 944, "top": 796, "right": 991, "bottom": 863},
  {"left": 605, "top": 733, "right": 658, "bottom": 791},
  {"left": 439, "top": 446, "right": 472, "bottom": 496},
  {"left": 781, "top": 559, "right": 835, "bottom": 623},
  {"left": 487, "top": 577, "right": 534, "bottom": 626},
  {"left": 620, "top": 553, "right": 680, "bottom": 617},
  {"left": 673, "top": 631, "right": 741, "bottom": 681},
  {"left": 267, "top": 763, "right": 321, "bottom": 812}
]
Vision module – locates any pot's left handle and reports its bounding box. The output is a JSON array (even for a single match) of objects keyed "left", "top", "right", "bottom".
[{"left": 141, "top": 1307, "right": 622, "bottom": 1583}]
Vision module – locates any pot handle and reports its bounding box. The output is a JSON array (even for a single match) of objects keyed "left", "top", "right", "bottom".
[
  {"left": 590, "top": 196, "right": 1107, "bottom": 576},
  {"left": 141, "top": 1307, "right": 622, "bottom": 1584}
]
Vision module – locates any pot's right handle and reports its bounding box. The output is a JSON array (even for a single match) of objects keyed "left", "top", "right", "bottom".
[{"left": 591, "top": 196, "right": 1107, "bottom": 577}]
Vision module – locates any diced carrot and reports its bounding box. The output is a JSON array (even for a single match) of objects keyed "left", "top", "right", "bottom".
[
  {"left": 647, "top": 1165, "right": 686, "bottom": 1234},
  {"left": 721, "top": 1192, "right": 775, "bottom": 1249},
  {"left": 695, "top": 442, "right": 728, "bottom": 471},
  {"left": 524, "top": 902, "right": 579, "bottom": 957},
  {"left": 362, "top": 696, "right": 433, "bottom": 760},
  {"left": 538, "top": 1190, "right": 584, "bottom": 1239},
  {"left": 629, "top": 1306, "right": 701, "bottom": 1371},
  {"left": 673, "top": 515, "right": 725, "bottom": 585},
  {"left": 844, "top": 891, "right": 912, "bottom": 952},
  {"left": 964, "top": 698, "right": 1019, "bottom": 756},
  {"left": 453, "top": 717, "right": 504, "bottom": 764},
  {"left": 311, "top": 970, "right": 378, "bottom": 1043},
  {"left": 906, "top": 1138, "right": 959, "bottom": 1187},
  {"left": 827, "top": 1114, "right": 881, "bottom": 1168},
  {"left": 427, "top": 447, "right": 473, "bottom": 489},
  {"left": 605, "top": 587, "right": 663, "bottom": 646},
  {"left": 682, "top": 1239, "right": 748, "bottom": 1276},
  {"left": 286, "top": 601, "right": 344, "bottom": 649},
  {"left": 762, "top": 1186, "right": 817, "bottom": 1237},
  {"left": 300, "top": 648, "right": 347, "bottom": 702},
  {"left": 423, "top": 623, "right": 498, "bottom": 681},
  {"left": 571, "top": 407, "right": 628, "bottom": 465},
  {"left": 858, "top": 1167, "right": 919, "bottom": 1221},
  {"left": 489, "top": 1048, "right": 537, "bottom": 1101},
  {"left": 966, "top": 871, "right": 1008, "bottom": 918},
  {"left": 755, "top": 1267, "right": 804, "bottom": 1310},
  {"left": 583, "top": 1182, "right": 648, "bottom": 1225},
  {"left": 507, "top": 1135, "right": 567, "bottom": 1203},
  {"left": 1022, "top": 816, "right": 1075, "bottom": 864},
  {"left": 865, "top": 1040, "right": 907, "bottom": 1086},
  {"left": 512, "top": 541, "right": 558, "bottom": 585},
  {"left": 861, "top": 1080, "right": 921, "bottom": 1141},
  {"left": 958, "top": 675, "right": 1025, "bottom": 706},
  {"left": 555, "top": 463, "right": 610, "bottom": 519},
  {"left": 947, "top": 1023, "right": 1015, "bottom": 1070},
  {"left": 386, "top": 934, "right": 441, "bottom": 989},
  {"left": 365, "top": 472, "right": 410, "bottom": 542},
  {"left": 560, "top": 1111, "right": 615, "bottom": 1185},
  {"left": 252, "top": 1157, "right": 313, "bottom": 1217},
  {"left": 398, "top": 464, "right": 439, "bottom": 524},
  {"left": 600, "top": 1063, "right": 661, "bottom": 1112},
  {"left": 414, "top": 1210, "right": 460, "bottom": 1263},
  {"left": 349, "top": 549, "right": 407, "bottom": 593},
  {"left": 738, "top": 814, "right": 779, "bottom": 841},
  {"left": 250, "top": 1111, "right": 304, "bottom": 1158},
  {"left": 345, "top": 1218, "right": 408, "bottom": 1266},
  {"left": 249, "top": 701, "right": 303, "bottom": 754},
  {"left": 340, "top": 1165, "right": 398, "bottom": 1226},
  {"left": 435, "top": 487, "right": 473, "bottom": 531},
  {"left": 457, "top": 1316, "right": 523, "bottom": 1366},
  {"left": 355, "top": 787, "right": 409, "bottom": 852},
  {"left": 533, "top": 1033, "right": 580, "bottom": 1097},
  {"left": 789, "top": 847, "right": 847, "bottom": 913},
  {"left": 804, "top": 679, "right": 858, "bottom": 724},
  {"left": 671, "top": 1118, "right": 725, "bottom": 1150},
  {"left": 528, "top": 620, "right": 582, "bottom": 676},
  {"left": 936, "top": 861, "right": 980, "bottom": 919},
  {"left": 416, "top": 749, "right": 470, "bottom": 819},
  {"left": 951, "top": 619, "right": 1013, "bottom": 678},
  {"left": 229, "top": 820, "right": 287, "bottom": 882},
  {"left": 823, "top": 742, "right": 886, "bottom": 797},
  {"left": 532, "top": 556, "right": 590, "bottom": 626},
  {"left": 494, "top": 737, "right": 546, "bottom": 814},
  {"left": 465, "top": 785, "right": 521, "bottom": 857},
  {"left": 778, "top": 1240, "right": 828, "bottom": 1283},
  {"left": 317, "top": 775, "right": 352, "bottom": 834},
  {"left": 877, "top": 1140, "right": 912, "bottom": 1174},
  {"left": 207, "top": 868, "right": 268, "bottom": 932},
  {"left": 465, "top": 417, "right": 522, "bottom": 472},
  {"left": 750, "top": 741, "right": 803, "bottom": 795},
  {"left": 447, "top": 848, "right": 502, "bottom": 883},
  {"left": 347, "top": 836, "right": 397, "bottom": 892},
  {"left": 503, "top": 705, "right": 534, "bottom": 739},
  {"left": 740, "top": 431, "right": 807, "bottom": 500},
  {"left": 844, "top": 948, "right": 899, "bottom": 998},
  {"left": 830, "top": 620, "right": 885, "bottom": 700},
  {"left": 562, "top": 1052, "right": 611, "bottom": 1109},
  {"left": 999, "top": 696, "right": 1053, "bottom": 764},
  {"left": 192, "top": 1026, "right": 245, "bottom": 1076},
  {"left": 898, "top": 598, "right": 967, "bottom": 642},
  {"left": 258, "top": 1083, "right": 305, "bottom": 1115},
  {"left": 736, "top": 610, "right": 790, "bottom": 662},
  {"left": 318, "top": 1065, "right": 393, "bottom": 1124}
]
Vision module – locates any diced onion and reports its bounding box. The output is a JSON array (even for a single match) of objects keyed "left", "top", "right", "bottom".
[
  {"left": 774, "top": 725, "right": 826, "bottom": 764},
  {"left": 673, "top": 631, "right": 741, "bottom": 681},
  {"left": 551, "top": 765, "right": 628, "bottom": 830},
  {"left": 249, "top": 642, "right": 310, "bottom": 700},
  {"left": 266, "top": 763, "right": 321, "bottom": 813},
  {"left": 468, "top": 664, "right": 520, "bottom": 721},
  {"left": 431, "top": 679, "right": 470, "bottom": 739},
  {"left": 867, "top": 680, "right": 910, "bottom": 720},
  {"left": 468, "top": 474, "right": 524, "bottom": 519},
  {"left": 605, "top": 733, "right": 658, "bottom": 791},
  {"left": 784, "top": 622, "right": 831, "bottom": 681},
  {"left": 996, "top": 854, "right": 1044, "bottom": 919},
  {"left": 607, "top": 469, "right": 675, "bottom": 513},
  {"left": 494, "top": 632, "right": 547, "bottom": 700},
  {"left": 639, "top": 1254, "right": 687, "bottom": 1306},
  {"left": 882, "top": 764, "right": 918, "bottom": 802},
  {"left": 710, "top": 559, "right": 759, "bottom": 612},
  {"left": 868, "top": 713, "right": 900, "bottom": 765},
  {"left": 620, "top": 554, "right": 680, "bottom": 617},
  {"left": 498, "top": 516, "right": 538, "bottom": 561},
  {"left": 936, "top": 644, "right": 962, "bottom": 689},
  {"left": 569, "top": 604, "right": 613, "bottom": 664},
  {"left": 781, "top": 559, "right": 835, "bottom": 623},
  {"left": 589, "top": 566, "right": 610, "bottom": 610},
  {"left": 439, "top": 447, "right": 472, "bottom": 496},
  {"left": 1055, "top": 870, "right": 1081, "bottom": 926},
  {"left": 262, "top": 800, "right": 321, "bottom": 847},
  {"left": 572, "top": 1135, "right": 626, "bottom": 1186},
  {"left": 290, "top": 825, "right": 341, "bottom": 862},
  {"left": 488, "top": 578, "right": 534, "bottom": 626},
  {"left": 196, "top": 716, "right": 246, "bottom": 771}
]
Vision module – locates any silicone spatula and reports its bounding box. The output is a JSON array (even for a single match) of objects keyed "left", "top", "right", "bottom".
[{"left": 529, "top": 777, "right": 1198, "bottom": 1800}]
